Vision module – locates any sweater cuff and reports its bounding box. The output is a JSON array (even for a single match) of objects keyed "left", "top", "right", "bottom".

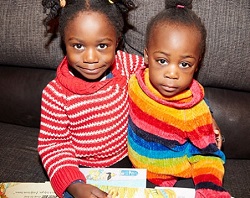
[{"left": 50, "top": 166, "right": 86, "bottom": 197}]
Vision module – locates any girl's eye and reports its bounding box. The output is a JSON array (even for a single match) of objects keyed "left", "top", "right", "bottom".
[
  {"left": 179, "top": 62, "right": 191, "bottom": 68},
  {"left": 157, "top": 59, "right": 168, "bottom": 65},
  {"left": 97, "top": 44, "right": 108, "bottom": 50},
  {"left": 73, "top": 44, "right": 84, "bottom": 50}
]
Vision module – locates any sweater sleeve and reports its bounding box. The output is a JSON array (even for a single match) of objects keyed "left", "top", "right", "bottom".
[
  {"left": 129, "top": 53, "right": 144, "bottom": 75},
  {"left": 38, "top": 80, "right": 86, "bottom": 197},
  {"left": 117, "top": 50, "right": 144, "bottom": 76}
]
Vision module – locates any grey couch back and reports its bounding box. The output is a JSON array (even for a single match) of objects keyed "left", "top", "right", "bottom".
[
  {"left": 0, "top": 0, "right": 64, "bottom": 69},
  {"left": 1, "top": 0, "right": 249, "bottom": 90},
  {"left": 1, "top": 0, "right": 249, "bottom": 91}
]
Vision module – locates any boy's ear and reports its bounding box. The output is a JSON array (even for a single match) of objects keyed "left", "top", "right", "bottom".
[
  {"left": 195, "top": 56, "right": 203, "bottom": 72},
  {"left": 115, "top": 37, "right": 122, "bottom": 50},
  {"left": 144, "top": 48, "right": 149, "bottom": 65},
  {"left": 195, "top": 63, "right": 199, "bottom": 72}
]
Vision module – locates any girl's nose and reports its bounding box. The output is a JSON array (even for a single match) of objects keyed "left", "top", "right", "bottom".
[
  {"left": 164, "top": 64, "right": 178, "bottom": 79},
  {"left": 82, "top": 48, "right": 98, "bottom": 63}
]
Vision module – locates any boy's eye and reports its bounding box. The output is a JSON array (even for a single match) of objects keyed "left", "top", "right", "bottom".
[
  {"left": 97, "top": 44, "right": 108, "bottom": 50},
  {"left": 73, "top": 44, "right": 84, "bottom": 50},
  {"left": 179, "top": 62, "right": 191, "bottom": 68},
  {"left": 157, "top": 59, "right": 168, "bottom": 65}
]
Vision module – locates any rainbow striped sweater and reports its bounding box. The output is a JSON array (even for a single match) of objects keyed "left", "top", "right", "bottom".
[{"left": 128, "top": 68, "right": 230, "bottom": 197}]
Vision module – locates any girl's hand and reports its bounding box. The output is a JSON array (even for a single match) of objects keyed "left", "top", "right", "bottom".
[
  {"left": 212, "top": 118, "right": 224, "bottom": 149},
  {"left": 67, "top": 182, "right": 109, "bottom": 198}
]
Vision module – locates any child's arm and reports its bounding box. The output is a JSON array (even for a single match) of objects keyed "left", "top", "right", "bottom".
[
  {"left": 38, "top": 82, "right": 85, "bottom": 197},
  {"left": 118, "top": 51, "right": 144, "bottom": 75},
  {"left": 204, "top": 98, "right": 223, "bottom": 149}
]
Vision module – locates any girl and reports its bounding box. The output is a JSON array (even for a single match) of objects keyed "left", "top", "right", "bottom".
[
  {"left": 127, "top": 0, "right": 231, "bottom": 197},
  {"left": 39, "top": 0, "right": 142, "bottom": 197}
]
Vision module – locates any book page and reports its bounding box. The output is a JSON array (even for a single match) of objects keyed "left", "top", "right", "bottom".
[
  {"left": 80, "top": 168, "right": 147, "bottom": 188},
  {"left": 0, "top": 182, "right": 57, "bottom": 198}
]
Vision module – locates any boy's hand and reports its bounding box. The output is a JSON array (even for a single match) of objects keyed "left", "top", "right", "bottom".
[
  {"left": 67, "top": 182, "right": 109, "bottom": 198},
  {"left": 212, "top": 118, "right": 224, "bottom": 149}
]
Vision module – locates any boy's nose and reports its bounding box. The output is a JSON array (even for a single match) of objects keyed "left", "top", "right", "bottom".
[{"left": 164, "top": 64, "right": 178, "bottom": 79}]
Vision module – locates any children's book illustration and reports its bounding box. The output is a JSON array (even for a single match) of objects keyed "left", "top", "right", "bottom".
[
  {"left": 99, "top": 185, "right": 178, "bottom": 198},
  {"left": 80, "top": 168, "right": 147, "bottom": 188}
]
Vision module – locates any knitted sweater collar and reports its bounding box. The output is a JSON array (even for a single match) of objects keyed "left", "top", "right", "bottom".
[
  {"left": 56, "top": 56, "right": 126, "bottom": 95},
  {"left": 136, "top": 67, "right": 204, "bottom": 109}
]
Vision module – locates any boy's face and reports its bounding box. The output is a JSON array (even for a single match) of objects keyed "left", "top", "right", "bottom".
[
  {"left": 144, "top": 23, "right": 201, "bottom": 97},
  {"left": 64, "top": 11, "right": 117, "bottom": 81}
]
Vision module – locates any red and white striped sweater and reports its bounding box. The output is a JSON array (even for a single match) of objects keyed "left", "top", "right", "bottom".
[{"left": 38, "top": 50, "right": 143, "bottom": 197}]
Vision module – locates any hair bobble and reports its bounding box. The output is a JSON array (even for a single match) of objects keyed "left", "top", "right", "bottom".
[
  {"left": 108, "top": 0, "right": 136, "bottom": 13},
  {"left": 176, "top": 5, "right": 185, "bottom": 8},
  {"left": 60, "top": 0, "right": 66, "bottom": 7}
]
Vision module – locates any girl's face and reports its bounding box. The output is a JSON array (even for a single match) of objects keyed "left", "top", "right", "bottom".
[
  {"left": 64, "top": 11, "right": 118, "bottom": 81},
  {"left": 144, "top": 24, "right": 201, "bottom": 97}
]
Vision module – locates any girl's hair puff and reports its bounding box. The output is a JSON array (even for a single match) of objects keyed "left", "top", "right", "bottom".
[
  {"left": 42, "top": 0, "right": 136, "bottom": 42},
  {"left": 145, "top": 0, "right": 206, "bottom": 58}
]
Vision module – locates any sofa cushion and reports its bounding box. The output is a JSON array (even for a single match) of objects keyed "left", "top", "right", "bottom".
[
  {"left": 195, "top": 0, "right": 250, "bottom": 91},
  {"left": 0, "top": 66, "right": 55, "bottom": 127},
  {"left": 0, "top": 122, "right": 49, "bottom": 182},
  {"left": 204, "top": 87, "right": 250, "bottom": 159},
  {"left": 0, "top": 0, "right": 64, "bottom": 69}
]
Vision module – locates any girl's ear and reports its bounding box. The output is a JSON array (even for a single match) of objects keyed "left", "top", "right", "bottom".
[
  {"left": 116, "top": 39, "right": 120, "bottom": 48},
  {"left": 144, "top": 48, "right": 149, "bottom": 65}
]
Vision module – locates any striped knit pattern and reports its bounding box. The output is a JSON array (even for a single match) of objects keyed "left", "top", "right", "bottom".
[
  {"left": 128, "top": 68, "right": 230, "bottom": 197},
  {"left": 38, "top": 50, "right": 143, "bottom": 197}
]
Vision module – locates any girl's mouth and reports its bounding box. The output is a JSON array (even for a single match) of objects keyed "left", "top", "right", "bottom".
[{"left": 77, "top": 65, "right": 104, "bottom": 75}]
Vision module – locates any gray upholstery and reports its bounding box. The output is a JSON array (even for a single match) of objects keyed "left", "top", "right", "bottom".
[
  {"left": 0, "top": 1, "right": 63, "bottom": 69},
  {"left": 0, "top": 123, "right": 48, "bottom": 182},
  {"left": 0, "top": 0, "right": 249, "bottom": 197}
]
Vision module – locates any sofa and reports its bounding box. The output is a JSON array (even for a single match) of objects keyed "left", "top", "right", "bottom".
[{"left": 0, "top": 0, "right": 249, "bottom": 197}]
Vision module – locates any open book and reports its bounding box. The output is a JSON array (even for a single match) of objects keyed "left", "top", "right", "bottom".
[
  {"left": 1, "top": 168, "right": 196, "bottom": 198},
  {"left": 0, "top": 182, "right": 196, "bottom": 198}
]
